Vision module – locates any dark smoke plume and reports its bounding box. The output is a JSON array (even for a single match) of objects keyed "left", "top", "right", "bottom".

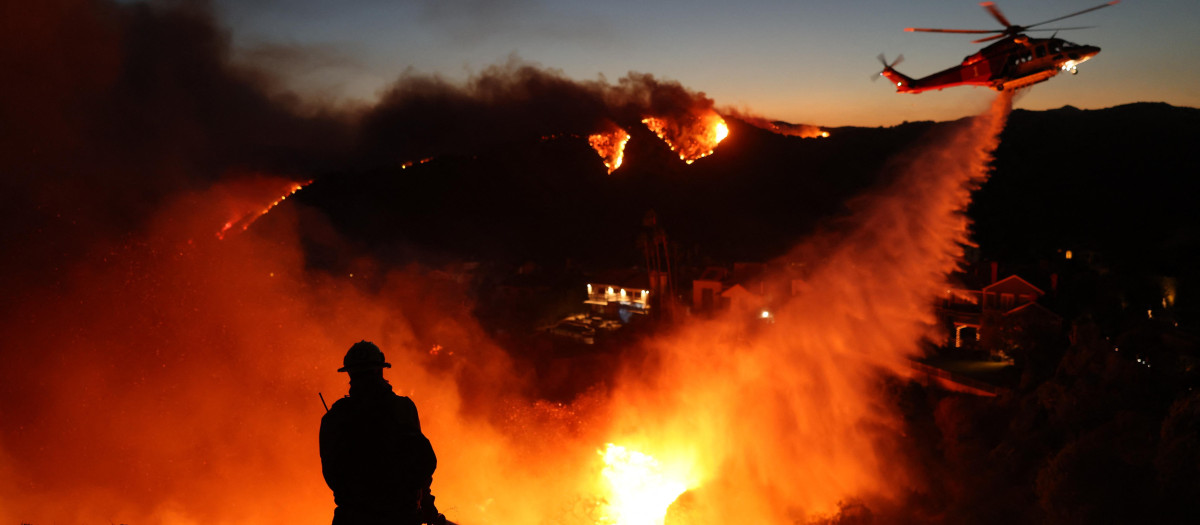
[
  {"left": 0, "top": 0, "right": 351, "bottom": 299},
  {"left": 358, "top": 59, "right": 724, "bottom": 166},
  {"left": 721, "top": 107, "right": 827, "bottom": 138}
]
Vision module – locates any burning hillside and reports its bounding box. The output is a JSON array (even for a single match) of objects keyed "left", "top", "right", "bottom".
[
  {"left": 0, "top": 1, "right": 1037, "bottom": 524},
  {"left": 641, "top": 113, "right": 729, "bottom": 164},
  {"left": 588, "top": 127, "right": 631, "bottom": 174},
  {"left": 359, "top": 65, "right": 737, "bottom": 174}
]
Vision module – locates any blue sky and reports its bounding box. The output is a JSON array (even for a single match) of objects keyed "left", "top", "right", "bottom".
[{"left": 214, "top": 0, "right": 1200, "bottom": 126}]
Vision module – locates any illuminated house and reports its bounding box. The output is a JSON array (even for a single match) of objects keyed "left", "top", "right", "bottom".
[
  {"left": 691, "top": 263, "right": 773, "bottom": 317},
  {"left": 585, "top": 269, "right": 652, "bottom": 323},
  {"left": 939, "top": 274, "right": 1058, "bottom": 349}
]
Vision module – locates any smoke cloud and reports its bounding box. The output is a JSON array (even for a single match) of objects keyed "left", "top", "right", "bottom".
[
  {"left": 722, "top": 108, "right": 827, "bottom": 138},
  {"left": 358, "top": 59, "right": 726, "bottom": 167},
  {"left": 0, "top": 1, "right": 1016, "bottom": 524}
]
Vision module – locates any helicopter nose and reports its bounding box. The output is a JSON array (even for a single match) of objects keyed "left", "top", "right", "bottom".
[{"left": 1067, "top": 45, "right": 1100, "bottom": 64}]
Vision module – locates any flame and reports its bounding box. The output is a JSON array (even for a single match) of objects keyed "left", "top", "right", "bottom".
[
  {"left": 400, "top": 157, "right": 434, "bottom": 170},
  {"left": 215, "top": 176, "right": 310, "bottom": 239},
  {"left": 598, "top": 444, "right": 692, "bottom": 525},
  {"left": 642, "top": 112, "right": 728, "bottom": 164},
  {"left": 714, "top": 121, "right": 729, "bottom": 143},
  {"left": 588, "top": 128, "right": 631, "bottom": 174}
]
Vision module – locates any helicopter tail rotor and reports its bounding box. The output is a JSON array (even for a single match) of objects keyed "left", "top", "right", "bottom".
[
  {"left": 874, "top": 54, "right": 912, "bottom": 90},
  {"left": 872, "top": 53, "right": 904, "bottom": 81}
]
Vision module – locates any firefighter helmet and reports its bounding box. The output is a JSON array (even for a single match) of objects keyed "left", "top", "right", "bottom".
[{"left": 338, "top": 340, "right": 392, "bottom": 372}]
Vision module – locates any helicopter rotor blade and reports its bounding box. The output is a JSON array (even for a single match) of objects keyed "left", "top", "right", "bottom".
[
  {"left": 1025, "top": 1, "right": 1119, "bottom": 30},
  {"left": 873, "top": 53, "right": 904, "bottom": 82},
  {"left": 876, "top": 53, "right": 904, "bottom": 68},
  {"left": 971, "top": 33, "right": 1010, "bottom": 44},
  {"left": 905, "top": 27, "right": 1000, "bottom": 34},
  {"left": 980, "top": 2, "right": 1013, "bottom": 29},
  {"left": 1023, "top": 26, "right": 1096, "bottom": 32}
]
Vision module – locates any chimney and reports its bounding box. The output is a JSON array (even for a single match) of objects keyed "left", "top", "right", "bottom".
[{"left": 990, "top": 261, "right": 998, "bottom": 284}]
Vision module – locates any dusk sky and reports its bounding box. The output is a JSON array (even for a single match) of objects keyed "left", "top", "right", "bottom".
[{"left": 212, "top": 0, "right": 1200, "bottom": 127}]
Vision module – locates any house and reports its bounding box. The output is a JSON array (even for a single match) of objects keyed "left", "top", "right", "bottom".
[
  {"left": 692, "top": 267, "right": 729, "bottom": 312},
  {"left": 938, "top": 273, "right": 1061, "bottom": 351},
  {"left": 584, "top": 268, "right": 652, "bottom": 323},
  {"left": 690, "top": 262, "right": 776, "bottom": 318}
]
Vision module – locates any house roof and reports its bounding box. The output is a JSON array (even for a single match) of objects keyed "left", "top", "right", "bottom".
[
  {"left": 721, "top": 283, "right": 763, "bottom": 299},
  {"left": 982, "top": 274, "right": 1045, "bottom": 296}
]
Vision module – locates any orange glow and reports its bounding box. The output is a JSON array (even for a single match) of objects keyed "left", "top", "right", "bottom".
[
  {"left": 588, "top": 128, "right": 631, "bottom": 174},
  {"left": 642, "top": 111, "right": 728, "bottom": 164},
  {"left": 400, "top": 157, "right": 434, "bottom": 170},
  {"left": 714, "top": 121, "right": 729, "bottom": 143},
  {"left": 598, "top": 444, "right": 693, "bottom": 525},
  {"left": 0, "top": 92, "right": 1015, "bottom": 525},
  {"left": 215, "top": 175, "right": 310, "bottom": 239}
]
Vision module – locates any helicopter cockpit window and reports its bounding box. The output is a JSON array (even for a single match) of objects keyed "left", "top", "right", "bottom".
[{"left": 1035, "top": 46, "right": 1047, "bottom": 58}]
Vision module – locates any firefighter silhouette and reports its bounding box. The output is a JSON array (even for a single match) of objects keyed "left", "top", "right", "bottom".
[{"left": 320, "top": 341, "right": 446, "bottom": 525}]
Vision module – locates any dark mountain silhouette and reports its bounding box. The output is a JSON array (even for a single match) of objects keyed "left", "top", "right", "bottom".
[
  {"left": 295, "top": 116, "right": 937, "bottom": 268},
  {"left": 294, "top": 102, "right": 1200, "bottom": 283},
  {"left": 975, "top": 102, "right": 1200, "bottom": 276}
]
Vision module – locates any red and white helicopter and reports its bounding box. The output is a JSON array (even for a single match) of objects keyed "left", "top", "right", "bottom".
[{"left": 878, "top": 1, "right": 1118, "bottom": 93}]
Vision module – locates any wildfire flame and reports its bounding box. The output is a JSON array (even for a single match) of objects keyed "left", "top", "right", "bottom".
[
  {"left": 588, "top": 129, "right": 631, "bottom": 174},
  {"left": 598, "top": 444, "right": 692, "bottom": 525},
  {"left": 642, "top": 112, "right": 729, "bottom": 164},
  {"left": 215, "top": 177, "right": 309, "bottom": 240},
  {"left": 400, "top": 157, "right": 434, "bottom": 170}
]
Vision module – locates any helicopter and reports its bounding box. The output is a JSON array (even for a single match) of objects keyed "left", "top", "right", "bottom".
[{"left": 877, "top": 1, "right": 1118, "bottom": 93}]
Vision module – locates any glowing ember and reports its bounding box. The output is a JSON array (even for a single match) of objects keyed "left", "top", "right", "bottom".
[
  {"left": 598, "top": 444, "right": 689, "bottom": 525},
  {"left": 400, "top": 157, "right": 434, "bottom": 170},
  {"left": 216, "top": 178, "right": 310, "bottom": 240},
  {"left": 642, "top": 112, "right": 729, "bottom": 164},
  {"left": 588, "top": 128, "right": 631, "bottom": 174}
]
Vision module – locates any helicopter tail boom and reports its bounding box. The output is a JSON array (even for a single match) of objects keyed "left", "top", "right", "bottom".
[{"left": 879, "top": 67, "right": 917, "bottom": 93}]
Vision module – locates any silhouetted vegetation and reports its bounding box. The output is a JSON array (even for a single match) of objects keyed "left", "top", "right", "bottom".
[{"left": 864, "top": 312, "right": 1200, "bottom": 524}]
